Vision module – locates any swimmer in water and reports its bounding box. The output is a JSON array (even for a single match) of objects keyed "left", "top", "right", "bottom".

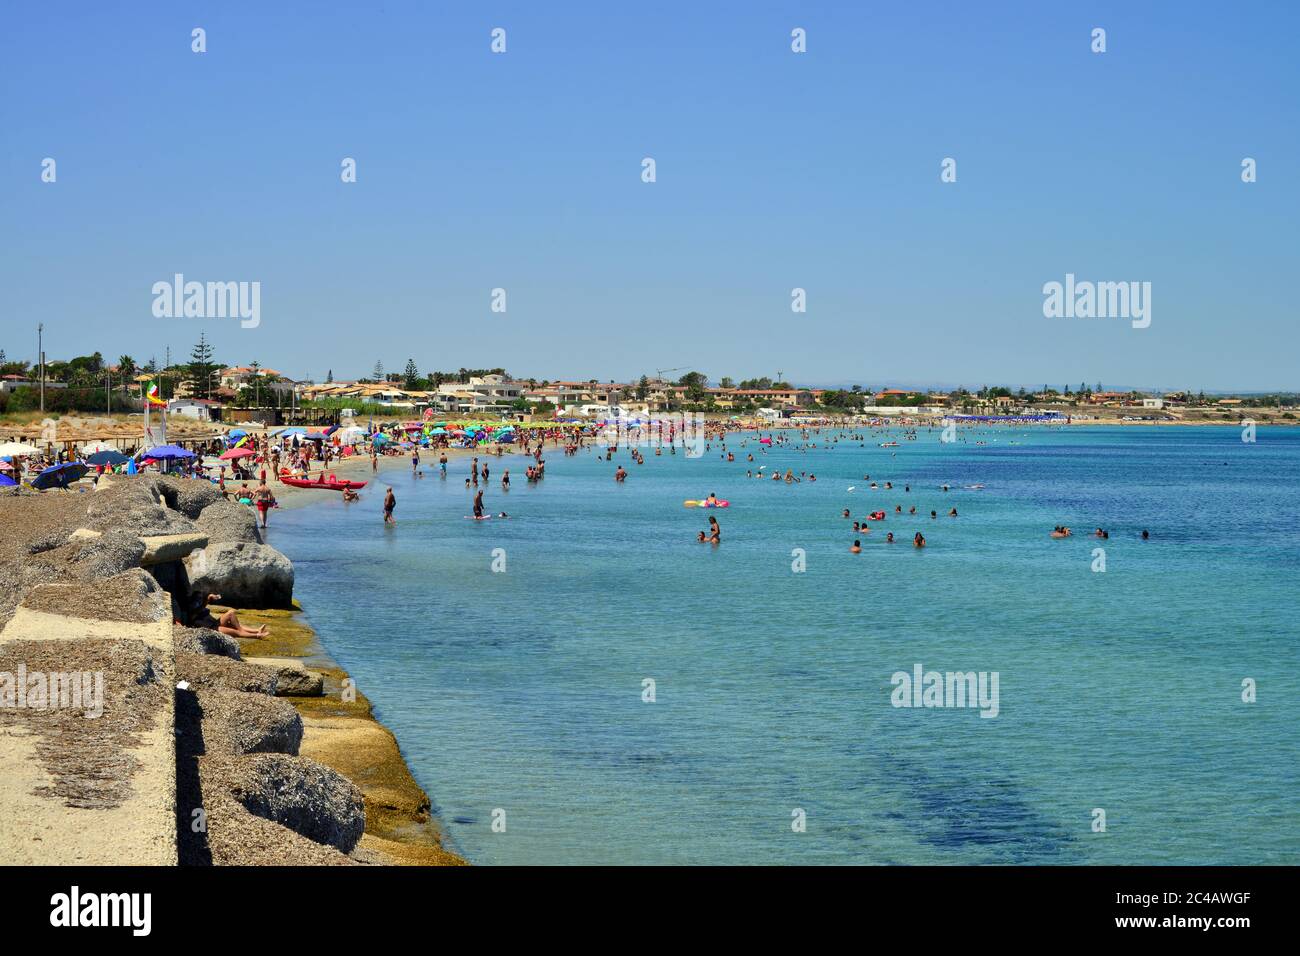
[
  {"left": 886, "top": 532, "right": 895, "bottom": 543},
  {"left": 707, "top": 492, "right": 718, "bottom": 505},
  {"left": 843, "top": 509, "right": 851, "bottom": 518},
  {"left": 697, "top": 531, "right": 707, "bottom": 543},
  {"left": 1141, "top": 529, "right": 1149, "bottom": 540},
  {"left": 930, "top": 510, "right": 937, "bottom": 519},
  {"left": 850, "top": 539, "right": 862, "bottom": 553},
  {"left": 913, "top": 532, "right": 926, "bottom": 548},
  {"left": 949, "top": 508, "right": 957, "bottom": 517},
  {"left": 615, "top": 466, "right": 627, "bottom": 482}
]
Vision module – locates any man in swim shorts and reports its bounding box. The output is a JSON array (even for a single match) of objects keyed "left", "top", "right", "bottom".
[
  {"left": 252, "top": 479, "right": 275, "bottom": 528},
  {"left": 383, "top": 487, "right": 396, "bottom": 523}
]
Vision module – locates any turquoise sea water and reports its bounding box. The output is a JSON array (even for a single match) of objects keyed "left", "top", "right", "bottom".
[{"left": 268, "top": 426, "right": 1300, "bottom": 865}]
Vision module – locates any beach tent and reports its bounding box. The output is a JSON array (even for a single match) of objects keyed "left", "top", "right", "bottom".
[
  {"left": 86, "top": 450, "right": 130, "bottom": 467},
  {"left": 0, "top": 474, "right": 16, "bottom": 487},
  {"left": 31, "top": 462, "right": 89, "bottom": 490}
]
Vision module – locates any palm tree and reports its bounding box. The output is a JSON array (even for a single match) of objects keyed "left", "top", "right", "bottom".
[{"left": 118, "top": 355, "right": 136, "bottom": 378}]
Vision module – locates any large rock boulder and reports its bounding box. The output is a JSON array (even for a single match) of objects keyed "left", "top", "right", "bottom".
[
  {"left": 210, "top": 753, "right": 365, "bottom": 853},
  {"left": 173, "top": 625, "right": 242, "bottom": 659},
  {"left": 185, "top": 542, "right": 294, "bottom": 608},
  {"left": 176, "top": 652, "right": 280, "bottom": 694},
  {"left": 195, "top": 689, "right": 304, "bottom": 756},
  {"left": 156, "top": 474, "right": 223, "bottom": 519},
  {"left": 195, "top": 499, "right": 263, "bottom": 546},
  {"left": 86, "top": 476, "right": 190, "bottom": 536}
]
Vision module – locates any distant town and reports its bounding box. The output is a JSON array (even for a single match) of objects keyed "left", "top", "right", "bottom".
[{"left": 1, "top": 335, "right": 1296, "bottom": 425}]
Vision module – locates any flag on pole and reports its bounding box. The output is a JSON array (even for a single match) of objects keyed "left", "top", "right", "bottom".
[{"left": 146, "top": 382, "right": 167, "bottom": 407}]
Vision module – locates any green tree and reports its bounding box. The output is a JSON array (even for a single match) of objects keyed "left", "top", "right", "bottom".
[
  {"left": 404, "top": 359, "right": 420, "bottom": 390},
  {"left": 186, "top": 333, "right": 220, "bottom": 399},
  {"left": 677, "top": 371, "right": 708, "bottom": 402}
]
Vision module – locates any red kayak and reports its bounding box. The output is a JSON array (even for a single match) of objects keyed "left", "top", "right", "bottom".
[{"left": 280, "top": 474, "right": 368, "bottom": 491}]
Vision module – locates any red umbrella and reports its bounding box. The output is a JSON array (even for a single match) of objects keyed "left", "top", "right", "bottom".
[{"left": 219, "top": 447, "right": 257, "bottom": 460}]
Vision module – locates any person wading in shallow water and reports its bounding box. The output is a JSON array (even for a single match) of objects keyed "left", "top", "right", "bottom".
[
  {"left": 383, "top": 487, "right": 396, "bottom": 523},
  {"left": 252, "top": 479, "right": 276, "bottom": 529},
  {"left": 473, "top": 488, "right": 485, "bottom": 519}
]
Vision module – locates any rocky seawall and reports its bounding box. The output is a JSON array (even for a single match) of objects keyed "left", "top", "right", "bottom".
[{"left": 0, "top": 474, "right": 463, "bottom": 866}]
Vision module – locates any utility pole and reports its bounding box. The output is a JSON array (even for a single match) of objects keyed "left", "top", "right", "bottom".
[
  {"left": 106, "top": 370, "right": 111, "bottom": 414},
  {"left": 37, "top": 323, "right": 44, "bottom": 412}
]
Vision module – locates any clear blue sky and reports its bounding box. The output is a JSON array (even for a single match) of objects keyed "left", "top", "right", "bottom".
[{"left": 2, "top": 1, "right": 1296, "bottom": 391}]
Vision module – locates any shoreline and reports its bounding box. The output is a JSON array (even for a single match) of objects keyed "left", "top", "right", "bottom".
[{"left": 230, "top": 602, "right": 467, "bottom": 865}]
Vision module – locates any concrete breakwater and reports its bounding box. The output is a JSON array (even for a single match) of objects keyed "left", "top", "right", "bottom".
[{"left": 0, "top": 474, "right": 463, "bottom": 865}]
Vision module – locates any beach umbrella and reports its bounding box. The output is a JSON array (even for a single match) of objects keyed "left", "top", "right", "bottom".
[
  {"left": 304, "top": 432, "right": 329, "bottom": 441},
  {"left": 371, "top": 434, "right": 393, "bottom": 446},
  {"left": 143, "top": 444, "right": 196, "bottom": 459},
  {"left": 219, "top": 446, "right": 257, "bottom": 461},
  {"left": 31, "top": 462, "right": 89, "bottom": 490},
  {"left": 79, "top": 440, "right": 117, "bottom": 454},
  {"left": 0, "top": 474, "right": 16, "bottom": 487},
  {"left": 0, "top": 442, "right": 40, "bottom": 457},
  {"left": 87, "top": 450, "right": 130, "bottom": 466},
  {"left": 228, "top": 429, "right": 248, "bottom": 439}
]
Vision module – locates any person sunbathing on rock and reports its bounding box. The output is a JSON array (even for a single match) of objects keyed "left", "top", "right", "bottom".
[{"left": 192, "top": 592, "right": 269, "bottom": 638}]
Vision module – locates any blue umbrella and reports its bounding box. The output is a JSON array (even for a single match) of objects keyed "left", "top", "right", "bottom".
[
  {"left": 87, "top": 450, "right": 130, "bottom": 466},
  {"left": 0, "top": 474, "right": 17, "bottom": 487},
  {"left": 31, "top": 462, "right": 89, "bottom": 489},
  {"left": 143, "top": 445, "right": 196, "bottom": 459}
]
